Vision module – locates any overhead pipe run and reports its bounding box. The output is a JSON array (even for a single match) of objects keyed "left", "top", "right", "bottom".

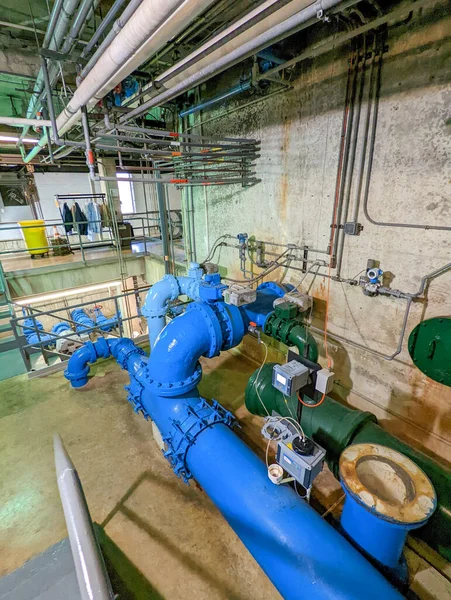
[
  {"left": 22, "top": 0, "right": 80, "bottom": 140},
  {"left": 65, "top": 278, "right": 403, "bottom": 599},
  {"left": 56, "top": 0, "right": 217, "bottom": 135},
  {"left": 23, "top": 0, "right": 217, "bottom": 163},
  {"left": 120, "top": 0, "right": 353, "bottom": 123},
  {"left": 0, "top": 117, "right": 51, "bottom": 128}
]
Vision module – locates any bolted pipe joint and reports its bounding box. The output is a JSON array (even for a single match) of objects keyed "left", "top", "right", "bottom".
[{"left": 65, "top": 337, "right": 147, "bottom": 389}]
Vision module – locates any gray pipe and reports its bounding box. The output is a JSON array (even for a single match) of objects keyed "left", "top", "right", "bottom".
[
  {"left": 54, "top": 434, "right": 114, "bottom": 600},
  {"left": 80, "top": 0, "right": 144, "bottom": 78},
  {"left": 361, "top": 34, "right": 451, "bottom": 231},
  {"left": 62, "top": 0, "right": 96, "bottom": 53},
  {"left": 42, "top": 0, "right": 65, "bottom": 48},
  {"left": 23, "top": 0, "right": 81, "bottom": 137},
  {"left": 336, "top": 39, "right": 367, "bottom": 277},
  {"left": 81, "top": 0, "right": 126, "bottom": 58}
]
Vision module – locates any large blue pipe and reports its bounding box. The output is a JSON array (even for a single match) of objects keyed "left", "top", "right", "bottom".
[{"left": 65, "top": 289, "right": 402, "bottom": 599}]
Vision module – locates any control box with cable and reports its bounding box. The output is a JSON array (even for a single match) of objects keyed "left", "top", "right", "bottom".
[{"left": 262, "top": 415, "right": 326, "bottom": 491}]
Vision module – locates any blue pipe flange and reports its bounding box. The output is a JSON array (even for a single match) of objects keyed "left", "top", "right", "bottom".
[
  {"left": 213, "top": 301, "right": 245, "bottom": 350},
  {"left": 185, "top": 302, "right": 223, "bottom": 358},
  {"left": 163, "top": 398, "right": 235, "bottom": 483},
  {"left": 145, "top": 362, "right": 203, "bottom": 398},
  {"left": 125, "top": 378, "right": 147, "bottom": 418},
  {"left": 108, "top": 337, "right": 146, "bottom": 370}
]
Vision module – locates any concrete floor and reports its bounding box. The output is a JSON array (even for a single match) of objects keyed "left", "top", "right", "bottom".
[
  {"left": 0, "top": 350, "right": 281, "bottom": 600},
  {"left": 1, "top": 347, "right": 450, "bottom": 599}
]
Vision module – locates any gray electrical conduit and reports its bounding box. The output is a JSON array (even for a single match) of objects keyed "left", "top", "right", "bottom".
[
  {"left": 310, "top": 261, "right": 451, "bottom": 361},
  {"left": 361, "top": 26, "right": 451, "bottom": 232}
]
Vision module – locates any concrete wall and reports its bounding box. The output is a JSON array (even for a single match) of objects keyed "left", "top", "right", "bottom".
[{"left": 190, "top": 10, "right": 451, "bottom": 462}]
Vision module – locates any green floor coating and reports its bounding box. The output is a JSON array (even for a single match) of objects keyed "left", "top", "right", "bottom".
[{"left": 0, "top": 349, "right": 27, "bottom": 381}]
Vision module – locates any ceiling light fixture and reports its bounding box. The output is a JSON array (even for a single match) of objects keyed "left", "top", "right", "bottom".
[
  {"left": 0, "top": 135, "right": 39, "bottom": 144},
  {"left": 15, "top": 281, "right": 122, "bottom": 306}
]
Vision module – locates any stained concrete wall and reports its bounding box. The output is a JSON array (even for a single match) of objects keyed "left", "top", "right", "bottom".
[{"left": 190, "top": 9, "right": 451, "bottom": 462}]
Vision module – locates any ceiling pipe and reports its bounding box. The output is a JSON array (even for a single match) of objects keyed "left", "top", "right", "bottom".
[
  {"left": 121, "top": 0, "right": 351, "bottom": 123},
  {"left": 0, "top": 117, "right": 52, "bottom": 127},
  {"left": 22, "top": 0, "right": 81, "bottom": 141},
  {"left": 80, "top": 0, "right": 127, "bottom": 60},
  {"left": 80, "top": 0, "right": 143, "bottom": 77},
  {"left": 57, "top": 0, "right": 217, "bottom": 132},
  {"left": 23, "top": 0, "right": 217, "bottom": 162}
]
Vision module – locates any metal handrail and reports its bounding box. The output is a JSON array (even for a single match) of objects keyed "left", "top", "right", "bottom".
[{"left": 0, "top": 209, "right": 182, "bottom": 258}]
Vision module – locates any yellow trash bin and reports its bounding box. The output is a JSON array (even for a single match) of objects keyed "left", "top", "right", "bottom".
[{"left": 18, "top": 220, "right": 49, "bottom": 257}]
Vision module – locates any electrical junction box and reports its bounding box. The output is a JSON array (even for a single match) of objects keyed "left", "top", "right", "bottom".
[
  {"left": 274, "top": 291, "right": 312, "bottom": 312},
  {"left": 223, "top": 284, "right": 257, "bottom": 307},
  {"left": 272, "top": 361, "right": 310, "bottom": 396},
  {"left": 277, "top": 437, "right": 326, "bottom": 489},
  {"left": 315, "top": 368, "right": 335, "bottom": 394}
]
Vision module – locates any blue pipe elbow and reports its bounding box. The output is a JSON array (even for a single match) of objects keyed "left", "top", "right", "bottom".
[
  {"left": 142, "top": 274, "right": 207, "bottom": 347},
  {"left": 65, "top": 337, "right": 147, "bottom": 389},
  {"left": 52, "top": 321, "right": 72, "bottom": 335}
]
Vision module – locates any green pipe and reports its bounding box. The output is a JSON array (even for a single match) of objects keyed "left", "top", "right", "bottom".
[
  {"left": 245, "top": 363, "right": 451, "bottom": 561},
  {"left": 263, "top": 302, "right": 318, "bottom": 362},
  {"left": 23, "top": 133, "right": 49, "bottom": 163}
]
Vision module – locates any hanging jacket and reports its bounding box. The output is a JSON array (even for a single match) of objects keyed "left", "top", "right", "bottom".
[
  {"left": 86, "top": 202, "right": 102, "bottom": 233},
  {"left": 74, "top": 202, "right": 88, "bottom": 236},
  {"left": 62, "top": 202, "right": 73, "bottom": 233}
]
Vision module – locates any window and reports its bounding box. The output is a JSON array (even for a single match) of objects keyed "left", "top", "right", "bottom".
[{"left": 117, "top": 173, "right": 136, "bottom": 214}]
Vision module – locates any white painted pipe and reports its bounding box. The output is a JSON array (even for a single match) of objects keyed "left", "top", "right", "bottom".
[
  {"left": 0, "top": 117, "right": 52, "bottom": 127},
  {"left": 122, "top": 0, "right": 341, "bottom": 122},
  {"left": 54, "top": 434, "right": 114, "bottom": 600},
  {"left": 56, "top": 0, "right": 216, "bottom": 133}
]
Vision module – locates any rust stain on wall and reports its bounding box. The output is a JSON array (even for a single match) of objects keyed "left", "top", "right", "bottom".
[{"left": 279, "top": 119, "right": 291, "bottom": 222}]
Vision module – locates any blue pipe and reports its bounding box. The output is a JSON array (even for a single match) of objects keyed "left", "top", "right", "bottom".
[
  {"left": 52, "top": 321, "right": 72, "bottom": 335},
  {"left": 239, "top": 281, "right": 290, "bottom": 328},
  {"left": 22, "top": 317, "right": 54, "bottom": 347},
  {"left": 179, "top": 79, "right": 252, "bottom": 119},
  {"left": 142, "top": 266, "right": 225, "bottom": 348},
  {"left": 65, "top": 293, "right": 402, "bottom": 598},
  {"left": 93, "top": 307, "right": 121, "bottom": 332},
  {"left": 71, "top": 309, "right": 95, "bottom": 334}
]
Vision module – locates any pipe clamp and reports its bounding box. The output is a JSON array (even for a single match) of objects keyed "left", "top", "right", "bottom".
[{"left": 163, "top": 398, "right": 235, "bottom": 483}]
